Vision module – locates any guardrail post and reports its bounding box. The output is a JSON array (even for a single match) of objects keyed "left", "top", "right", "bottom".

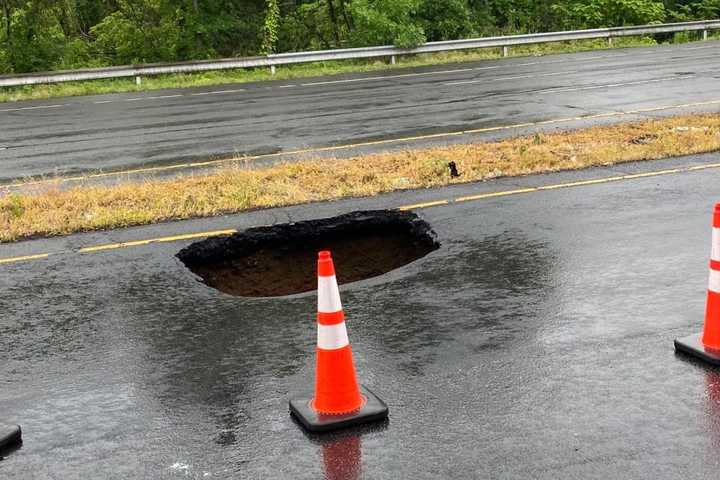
[
  {"left": 270, "top": 65, "right": 277, "bottom": 75},
  {"left": 135, "top": 76, "right": 142, "bottom": 86},
  {"left": 390, "top": 55, "right": 397, "bottom": 65},
  {"left": 703, "top": 29, "right": 708, "bottom": 41},
  {"left": 502, "top": 46, "right": 509, "bottom": 57},
  {"left": 607, "top": 36, "right": 613, "bottom": 47}
]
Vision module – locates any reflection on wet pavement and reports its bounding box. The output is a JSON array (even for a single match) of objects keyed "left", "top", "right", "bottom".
[
  {"left": 706, "top": 370, "right": 720, "bottom": 448},
  {"left": 322, "top": 435, "right": 362, "bottom": 480}
]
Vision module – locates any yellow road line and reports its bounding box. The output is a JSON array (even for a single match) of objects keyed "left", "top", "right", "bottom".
[
  {"left": 4, "top": 98, "right": 720, "bottom": 191},
  {"left": 4, "top": 160, "right": 720, "bottom": 266},
  {"left": 619, "top": 168, "right": 684, "bottom": 179},
  {"left": 536, "top": 177, "right": 625, "bottom": 190},
  {"left": 629, "top": 100, "right": 720, "bottom": 114},
  {"left": 0, "top": 229, "right": 237, "bottom": 266},
  {"left": 399, "top": 162, "right": 720, "bottom": 211},
  {"left": 688, "top": 162, "right": 720, "bottom": 171},
  {"left": 455, "top": 187, "right": 538, "bottom": 203},
  {"left": 0, "top": 253, "right": 50, "bottom": 265},
  {"left": 398, "top": 200, "right": 450, "bottom": 211},
  {"left": 78, "top": 229, "right": 237, "bottom": 253}
]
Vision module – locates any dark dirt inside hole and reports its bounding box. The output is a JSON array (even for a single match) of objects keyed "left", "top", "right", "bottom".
[{"left": 177, "top": 210, "right": 439, "bottom": 297}]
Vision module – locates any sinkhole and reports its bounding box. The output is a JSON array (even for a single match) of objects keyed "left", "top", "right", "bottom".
[{"left": 177, "top": 210, "right": 440, "bottom": 298}]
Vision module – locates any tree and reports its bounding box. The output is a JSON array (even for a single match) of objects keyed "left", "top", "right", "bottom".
[
  {"left": 261, "top": 0, "right": 280, "bottom": 54},
  {"left": 418, "top": 0, "right": 475, "bottom": 41},
  {"left": 553, "top": 0, "right": 666, "bottom": 29},
  {"left": 1, "top": 1, "right": 68, "bottom": 72},
  {"left": 349, "top": 0, "right": 426, "bottom": 48}
]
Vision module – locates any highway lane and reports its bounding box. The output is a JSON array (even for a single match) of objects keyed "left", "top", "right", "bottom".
[
  {"left": 2, "top": 153, "right": 720, "bottom": 477},
  {"left": 0, "top": 40, "right": 720, "bottom": 184}
]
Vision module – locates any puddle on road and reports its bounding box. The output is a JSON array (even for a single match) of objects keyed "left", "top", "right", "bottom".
[{"left": 177, "top": 210, "right": 439, "bottom": 297}]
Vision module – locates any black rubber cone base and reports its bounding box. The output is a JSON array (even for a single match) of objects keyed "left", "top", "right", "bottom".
[
  {"left": 289, "top": 385, "right": 388, "bottom": 433},
  {"left": 675, "top": 333, "right": 720, "bottom": 366},
  {"left": 0, "top": 424, "right": 21, "bottom": 451}
]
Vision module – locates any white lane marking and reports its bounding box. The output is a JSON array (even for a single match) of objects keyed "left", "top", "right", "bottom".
[
  {"left": 710, "top": 269, "right": 720, "bottom": 294},
  {"left": 93, "top": 100, "right": 113, "bottom": 104},
  {"left": 278, "top": 84, "right": 297, "bottom": 88},
  {"left": 538, "top": 75, "right": 695, "bottom": 94},
  {"left": 712, "top": 228, "right": 720, "bottom": 262},
  {"left": 317, "top": 322, "right": 350, "bottom": 350},
  {"left": 189, "top": 88, "right": 246, "bottom": 96},
  {"left": 318, "top": 275, "right": 343, "bottom": 313},
  {"left": 445, "top": 70, "right": 577, "bottom": 86},
  {"left": 125, "top": 94, "right": 184, "bottom": 102},
  {"left": 0, "top": 104, "right": 68, "bottom": 112},
  {"left": 148, "top": 94, "right": 183, "bottom": 100}
]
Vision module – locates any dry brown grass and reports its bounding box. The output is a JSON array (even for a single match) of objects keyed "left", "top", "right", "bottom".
[{"left": 2, "top": 113, "right": 720, "bottom": 243}]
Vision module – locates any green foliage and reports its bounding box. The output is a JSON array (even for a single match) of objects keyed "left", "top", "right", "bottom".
[
  {"left": 419, "top": 0, "right": 476, "bottom": 41},
  {"left": 0, "top": 0, "right": 717, "bottom": 74},
  {"left": 0, "top": 48, "right": 9, "bottom": 72},
  {"left": 261, "top": 0, "right": 280, "bottom": 54},
  {"left": 2, "top": 1, "right": 67, "bottom": 73},
  {"left": 90, "top": 1, "right": 183, "bottom": 64},
  {"left": 5, "top": 194, "right": 24, "bottom": 219},
  {"left": 349, "top": 0, "right": 426, "bottom": 48},
  {"left": 277, "top": 9, "right": 314, "bottom": 51},
  {"left": 553, "top": 0, "right": 666, "bottom": 29}
]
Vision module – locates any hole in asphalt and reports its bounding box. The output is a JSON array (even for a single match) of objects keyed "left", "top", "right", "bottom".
[{"left": 177, "top": 210, "right": 439, "bottom": 297}]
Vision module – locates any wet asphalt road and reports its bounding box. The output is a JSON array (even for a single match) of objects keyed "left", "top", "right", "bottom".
[
  {"left": 2, "top": 153, "right": 720, "bottom": 478},
  {"left": 2, "top": 40, "right": 720, "bottom": 183}
]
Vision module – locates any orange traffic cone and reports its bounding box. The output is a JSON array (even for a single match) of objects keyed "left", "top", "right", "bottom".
[
  {"left": 314, "top": 251, "right": 363, "bottom": 414},
  {"left": 675, "top": 203, "right": 720, "bottom": 365},
  {"left": 290, "top": 251, "right": 388, "bottom": 432}
]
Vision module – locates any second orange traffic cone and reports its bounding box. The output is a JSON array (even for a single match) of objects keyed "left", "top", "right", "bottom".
[
  {"left": 290, "top": 251, "right": 389, "bottom": 432},
  {"left": 314, "top": 251, "right": 364, "bottom": 414},
  {"left": 675, "top": 203, "right": 720, "bottom": 365}
]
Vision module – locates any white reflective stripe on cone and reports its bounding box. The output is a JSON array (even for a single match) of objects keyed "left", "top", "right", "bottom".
[
  {"left": 317, "top": 322, "right": 350, "bottom": 350},
  {"left": 710, "top": 268, "right": 720, "bottom": 293},
  {"left": 318, "top": 275, "right": 342, "bottom": 313},
  {"left": 713, "top": 228, "right": 720, "bottom": 262}
]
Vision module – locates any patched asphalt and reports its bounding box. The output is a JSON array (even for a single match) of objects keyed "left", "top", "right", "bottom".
[{"left": 2, "top": 152, "right": 720, "bottom": 478}]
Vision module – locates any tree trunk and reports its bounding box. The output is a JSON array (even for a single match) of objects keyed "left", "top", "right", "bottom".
[
  {"left": 337, "top": 0, "right": 353, "bottom": 31},
  {"left": 326, "top": 0, "right": 340, "bottom": 45},
  {"left": 59, "top": 0, "right": 79, "bottom": 38},
  {"left": 1, "top": 1, "right": 11, "bottom": 47},
  {"left": 192, "top": 0, "right": 202, "bottom": 51}
]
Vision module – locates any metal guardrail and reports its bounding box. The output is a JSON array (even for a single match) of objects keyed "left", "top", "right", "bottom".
[{"left": 0, "top": 20, "right": 718, "bottom": 88}]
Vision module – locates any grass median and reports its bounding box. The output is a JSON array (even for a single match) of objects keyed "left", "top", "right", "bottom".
[{"left": 1, "top": 113, "right": 720, "bottom": 243}]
